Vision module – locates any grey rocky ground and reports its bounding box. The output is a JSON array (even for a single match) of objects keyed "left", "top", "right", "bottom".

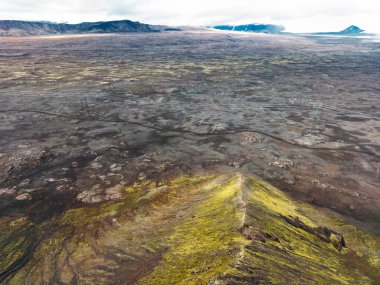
[{"left": 0, "top": 29, "right": 379, "bottom": 232}]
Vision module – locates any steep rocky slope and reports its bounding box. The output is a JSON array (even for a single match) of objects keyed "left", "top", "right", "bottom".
[{"left": 1, "top": 174, "right": 379, "bottom": 284}]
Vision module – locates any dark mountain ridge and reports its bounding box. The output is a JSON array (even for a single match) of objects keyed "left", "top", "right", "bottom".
[
  {"left": 213, "top": 23, "right": 285, "bottom": 34},
  {"left": 315, "top": 25, "right": 367, "bottom": 36},
  {"left": 0, "top": 19, "right": 160, "bottom": 36},
  {"left": 339, "top": 25, "right": 364, "bottom": 34}
]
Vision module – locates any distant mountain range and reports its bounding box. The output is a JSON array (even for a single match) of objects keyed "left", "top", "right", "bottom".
[
  {"left": 0, "top": 20, "right": 167, "bottom": 36},
  {"left": 315, "top": 25, "right": 366, "bottom": 36},
  {"left": 0, "top": 20, "right": 369, "bottom": 37},
  {"left": 213, "top": 24, "right": 285, "bottom": 34}
]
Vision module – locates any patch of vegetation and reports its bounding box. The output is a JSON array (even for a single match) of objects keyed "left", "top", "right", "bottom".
[
  {"left": 2, "top": 175, "right": 217, "bottom": 284},
  {"left": 222, "top": 176, "right": 379, "bottom": 284},
  {"left": 139, "top": 175, "right": 248, "bottom": 285},
  {"left": 1, "top": 174, "right": 379, "bottom": 284}
]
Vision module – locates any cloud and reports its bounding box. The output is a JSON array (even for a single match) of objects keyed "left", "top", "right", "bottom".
[{"left": 0, "top": 0, "right": 379, "bottom": 32}]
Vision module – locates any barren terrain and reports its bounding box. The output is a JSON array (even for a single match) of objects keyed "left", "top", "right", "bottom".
[{"left": 0, "top": 30, "right": 379, "bottom": 284}]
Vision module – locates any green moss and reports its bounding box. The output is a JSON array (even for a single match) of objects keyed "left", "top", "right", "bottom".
[
  {"left": 138, "top": 174, "right": 248, "bottom": 285},
  {"left": 229, "top": 176, "right": 378, "bottom": 285},
  {"left": 2, "top": 174, "right": 379, "bottom": 284},
  {"left": 4, "top": 175, "right": 218, "bottom": 284},
  {"left": 61, "top": 175, "right": 215, "bottom": 226}
]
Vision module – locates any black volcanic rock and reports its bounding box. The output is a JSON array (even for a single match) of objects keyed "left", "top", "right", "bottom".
[
  {"left": 339, "top": 25, "right": 364, "bottom": 34},
  {"left": 213, "top": 24, "right": 285, "bottom": 34},
  {"left": 0, "top": 20, "right": 158, "bottom": 36}
]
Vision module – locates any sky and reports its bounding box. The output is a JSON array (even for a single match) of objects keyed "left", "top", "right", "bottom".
[{"left": 1, "top": 0, "right": 380, "bottom": 33}]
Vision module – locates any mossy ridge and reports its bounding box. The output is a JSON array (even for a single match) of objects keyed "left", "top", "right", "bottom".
[
  {"left": 1, "top": 174, "right": 379, "bottom": 284},
  {"left": 61, "top": 175, "right": 215, "bottom": 226},
  {"left": 138, "top": 174, "right": 249, "bottom": 285},
  {"left": 3, "top": 175, "right": 221, "bottom": 284},
  {"left": 222, "top": 176, "right": 379, "bottom": 285}
]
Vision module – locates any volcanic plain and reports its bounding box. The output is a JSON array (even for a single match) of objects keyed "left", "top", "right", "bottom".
[{"left": 0, "top": 29, "right": 379, "bottom": 284}]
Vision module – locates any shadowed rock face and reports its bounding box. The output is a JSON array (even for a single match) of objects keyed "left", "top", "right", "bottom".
[
  {"left": 213, "top": 24, "right": 285, "bottom": 34},
  {"left": 1, "top": 174, "right": 379, "bottom": 284},
  {"left": 0, "top": 20, "right": 158, "bottom": 36}
]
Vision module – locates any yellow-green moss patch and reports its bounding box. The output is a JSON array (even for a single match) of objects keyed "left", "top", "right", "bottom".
[
  {"left": 139, "top": 174, "right": 248, "bottom": 285},
  {"left": 2, "top": 174, "right": 379, "bottom": 285}
]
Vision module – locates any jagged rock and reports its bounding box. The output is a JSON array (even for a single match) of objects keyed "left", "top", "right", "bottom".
[
  {"left": 18, "top": 178, "right": 31, "bottom": 187},
  {"left": 0, "top": 188, "right": 16, "bottom": 195},
  {"left": 104, "top": 185, "right": 123, "bottom": 201},
  {"left": 281, "top": 215, "right": 346, "bottom": 250},
  {"left": 76, "top": 184, "right": 104, "bottom": 203},
  {"left": 56, "top": 185, "right": 69, "bottom": 192},
  {"left": 15, "top": 193, "right": 31, "bottom": 201},
  {"left": 294, "top": 134, "right": 328, "bottom": 146},
  {"left": 0, "top": 145, "right": 50, "bottom": 184},
  {"left": 91, "top": 162, "right": 103, "bottom": 169},
  {"left": 210, "top": 123, "right": 228, "bottom": 132},
  {"left": 239, "top": 132, "right": 263, "bottom": 144},
  {"left": 310, "top": 179, "right": 329, "bottom": 190},
  {"left": 269, "top": 158, "right": 294, "bottom": 169},
  {"left": 110, "top": 163, "right": 122, "bottom": 172},
  {"left": 67, "top": 136, "right": 80, "bottom": 144},
  {"left": 315, "top": 226, "right": 346, "bottom": 251},
  {"left": 230, "top": 161, "right": 241, "bottom": 168},
  {"left": 138, "top": 172, "right": 147, "bottom": 181},
  {"left": 241, "top": 225, "right": 280, "bottom": 243}
]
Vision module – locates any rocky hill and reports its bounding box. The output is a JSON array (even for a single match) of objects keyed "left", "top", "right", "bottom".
[
  {"left": 213, "top": 24, "right": 285, "bottom": 34},
  {"left": 0, "top": 20, "right": 158, "bottom": 36},
  {"left": 338, "top": 25, "right": 365, "bottom": 35},
  {"left": 1, "top": 174, "right": 379, "bottom": 284},
  {"left": 315, "top": 25, "right": 366, "bottom": 36}
]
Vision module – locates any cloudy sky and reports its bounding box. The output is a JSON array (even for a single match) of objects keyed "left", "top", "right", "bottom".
[{"left": 1, "top": 0, "right": 380, "bottom": 33}]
